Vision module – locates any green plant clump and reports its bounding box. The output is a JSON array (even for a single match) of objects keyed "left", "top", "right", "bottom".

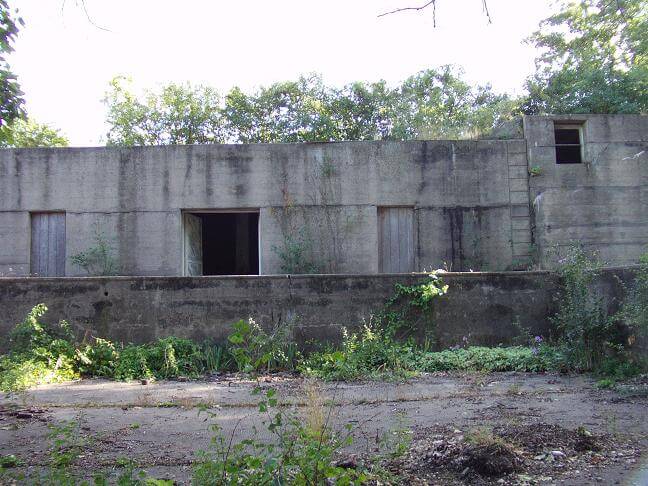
[
  {"left": 0, "top": 305, "right": 234, "bottom": 392},
  {"left": 619, "top": 252, "right": 648, "bottom": 349},
  {"left": 0, "top": 304, "right": 79, "bottom": 392},
  {"left": 418, "top": 345, "right": 565, "bottom": 373},
  {"left": 300, "top": 321, "right": 419, "bottom": 381},
  {"left": 227, "top": 317, "right": 300, "bottom": 373},
  {"left": 550, "top": 244, "right": 647, "bottom": 374}
]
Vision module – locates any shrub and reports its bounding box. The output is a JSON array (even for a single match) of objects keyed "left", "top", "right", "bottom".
[
  {"left": 619, "top": 252, "right": 648, "bottom": 346},
  {"left": 228, "top": 318, "right": 300, "bottom": 373},
  {"left": 300, "top": 321, "right": 419, "bottom": 381},
  {"left": 551, "top": 245, "right": 618, "bottom": 371},
  {"left": 0, "top": 304, "right": 79, "bottom": 392},
  {"left": 0, "top": 355, "right": 78, "bottom": 392},
  {"left": 113, "top": 338, "right": 207, "bottom": 381},
  {"left": 76, "top": 338, "right": 118, "bottom": 377}
]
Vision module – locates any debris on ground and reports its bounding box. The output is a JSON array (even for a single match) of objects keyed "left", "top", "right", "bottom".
[{"left": 386, "top": 423, "right": 642, "bottom": 485}]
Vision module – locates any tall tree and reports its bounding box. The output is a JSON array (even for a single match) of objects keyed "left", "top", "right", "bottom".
[
  {"left": 0, "top": 0, "right": 24, "bottom": 131},
  {"left": 523, "top": 0, "right": 647, "bottom": 114}
]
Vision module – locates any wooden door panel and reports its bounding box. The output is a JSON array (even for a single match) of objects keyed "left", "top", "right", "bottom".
[
  {"left": 31, "top": 212, "right": 66, "bottom": 276},
  {"left": 378, "top": 207, "right": 414, "bottom": 273}
]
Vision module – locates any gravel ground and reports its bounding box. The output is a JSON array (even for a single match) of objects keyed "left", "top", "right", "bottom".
[{"left": 1, "top": 372, "right": 646, "bottom": 485}]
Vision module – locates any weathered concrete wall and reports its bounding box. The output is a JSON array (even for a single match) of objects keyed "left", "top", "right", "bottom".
[
  {"left": 0, "top": 140, "right": 526, "bottom": 276},
  {"left": 524, "top": 115, "right": 648, "bottom": 268},
  {"left": 0, "top": 269, "right": 636, "bottom": 353},
  {"left": 0, "top": 272, "right": 556, "bottom": 350},
  {"left": 1, "top": 115, "right": 646, "bottom": 276}
]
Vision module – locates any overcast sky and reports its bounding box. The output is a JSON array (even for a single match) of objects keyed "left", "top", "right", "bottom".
[{"left": 9, "top": 0, "right": 555, "bottom": 146}]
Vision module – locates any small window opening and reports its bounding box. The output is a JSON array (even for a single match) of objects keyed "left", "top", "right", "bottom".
[{"left": 554, "top": 123, "right": 583, "bottom": 164}]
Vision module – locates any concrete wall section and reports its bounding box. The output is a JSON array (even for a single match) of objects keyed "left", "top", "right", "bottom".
[
  {"left": 0, "top": 140, "right": 523, "bottom": 276},
  {"left": 1, "top": 115, "right": 645, "bottom": 275},
  {"left": 0, "top": 272, "right": 564, "bottom": 351},
  {"left": 524, "top": 115, "right": 648, "bottom": 267}
]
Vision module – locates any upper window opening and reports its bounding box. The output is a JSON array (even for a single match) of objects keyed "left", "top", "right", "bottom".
[{"left": 554, "top": 123, "right": 583, "bottom": 164}]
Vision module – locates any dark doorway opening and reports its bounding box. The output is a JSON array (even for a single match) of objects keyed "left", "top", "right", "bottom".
[{"left": 201, "top": 213, "right": 259, "bottom": 275}]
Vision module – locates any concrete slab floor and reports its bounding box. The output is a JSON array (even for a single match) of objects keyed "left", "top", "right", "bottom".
[{"left": 1, "top": 373, "right": 646, "bottom": 485}]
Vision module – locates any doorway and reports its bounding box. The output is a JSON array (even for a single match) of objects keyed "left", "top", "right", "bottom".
[{"left": 183, "top": 211, "right": 259, "bottom": 276}]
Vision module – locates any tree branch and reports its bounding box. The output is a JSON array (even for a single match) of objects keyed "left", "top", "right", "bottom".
[{"left": 377, "top": 0, "right": 436, "bottom": 18}]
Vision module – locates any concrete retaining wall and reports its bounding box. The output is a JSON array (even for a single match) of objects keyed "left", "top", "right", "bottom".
[{"left": 0, "top": 269, "right": 635, "bottom": 352}]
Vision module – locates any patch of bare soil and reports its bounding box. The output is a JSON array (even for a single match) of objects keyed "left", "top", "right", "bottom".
[{"left": 386, "top": 423, "right": 642, "bottom": 485}]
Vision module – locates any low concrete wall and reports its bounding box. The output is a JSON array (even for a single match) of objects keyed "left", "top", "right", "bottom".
[{"left": 0, "top": 270, "right": 634, "bottom": 352}]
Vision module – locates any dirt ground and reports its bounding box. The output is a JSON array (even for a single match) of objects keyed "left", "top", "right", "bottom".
[{"left": 1, "top": 372, "right": 647, "bottom": 485}]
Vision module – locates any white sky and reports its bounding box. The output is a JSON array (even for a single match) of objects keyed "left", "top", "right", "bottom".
[{"left": 9, "top": 0, "right": 555, "bottom": 146}]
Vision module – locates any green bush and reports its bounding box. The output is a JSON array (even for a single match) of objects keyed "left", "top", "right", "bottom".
[
  {"left": 113, "top": 338, "right": 207, "bottom": 381},
  {"left": 0, "top": 304, "right": 80, "bottom": 392},
  {"left": 551, "top": 245, "right": 619, "bottom": 371},
  {"left": 0, "top": 355, "right": 78, "bottom": 392},
  {"left": 619, "top": 251, "right": 648, "bottom": 346},
  {"left": 300, "top": 322, "right": 419, "bottom": 381},
  {"left": 228, "top": 318, "right": 300, "bottom": 373},
  {"left": 76, "top": 338, "right": 118, "bottom": 377}
]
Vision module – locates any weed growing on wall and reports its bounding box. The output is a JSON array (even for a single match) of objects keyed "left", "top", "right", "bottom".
[
  {"left": 381, "top": 272, "right": 448, "bottom": 341},
  {"left": 272, "top": 230, "right": 320, "bottom": 274},
  {"left": 69, "top": 224, "right": 119, "bottom": 276}
]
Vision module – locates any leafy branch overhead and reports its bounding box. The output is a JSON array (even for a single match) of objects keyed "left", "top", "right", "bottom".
[
  {"left": 524, "top": 0, "right": 647, "bottom": 114},
  {"left": 0, "top": 0, "right": 25, "bottom": 129}
]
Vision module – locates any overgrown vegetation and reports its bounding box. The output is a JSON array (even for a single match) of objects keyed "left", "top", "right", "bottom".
[
  {"left": 227, "top": 317, "right": 300, "bottom": 373},
  {"left": 0, "top": 305, "right": 301, "bottom": 392},
  {"left": 193, "top": 386, "right": 393, "bottom": 485},
  {"left": 551, "top": 245, "right": 648, "bottom": 375},
  {"left": 2, "top": 255, "right": 647, "bottom": 393}
]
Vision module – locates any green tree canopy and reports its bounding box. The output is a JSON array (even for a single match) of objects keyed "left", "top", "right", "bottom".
[
  {"left": 104, "top": 77, "right": 224, "bottom": 146},
  {"left": 0, "top": 118, "right": 69, "bottom": 148},
  {"left": 0, "top": 0, "right": 25, "bottom": 143},
  {"left": 103, "top": 67, "right": 518, "bottom": 146},
  {"left": 0, "top": 0, "right": 24, "bottom": 131},
  {"left": 524, "top": 0, "right": 648, "bottom": 114}
]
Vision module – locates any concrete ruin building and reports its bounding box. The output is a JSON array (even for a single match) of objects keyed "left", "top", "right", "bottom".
[{"left": 1, "top": 114, "right": 647, "bottom": 278}]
